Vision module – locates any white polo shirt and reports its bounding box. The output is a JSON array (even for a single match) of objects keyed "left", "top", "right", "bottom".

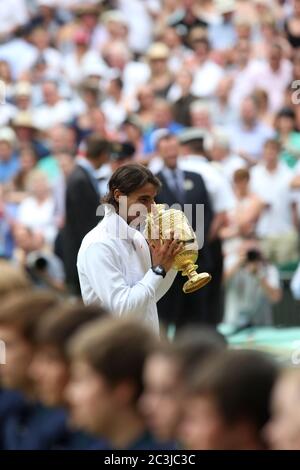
[{"left": 250, "top": 163, "right": 295, "bottom": 237}]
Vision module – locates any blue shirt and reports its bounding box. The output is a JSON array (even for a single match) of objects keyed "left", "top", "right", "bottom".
[
  {"left": 229, "top": 122, "right": 275, "bottom": 161},
  {"left": 208, "top": 20, "right": 237, "bottom": 50},
  {"left": 2, "top": 399, "right": 100, "bottom": 450},
  {"left": 0, "top": 153, "right": 19, "bottom": 184},
  {"left": 144, "top": 123, "right": 184, "bottom": 154}
]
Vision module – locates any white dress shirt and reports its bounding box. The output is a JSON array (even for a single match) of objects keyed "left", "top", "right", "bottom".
[
  {"left": 17, "top": 196, "right": 57, "bottom": 245},
  {"left": 291, "top": 263, "right": 300, "bottom": 300},
  {"left": 179, "top": 155, "right": 235, "bottom": 213},
  {"left": 250, "top": 163, "right": 295, "bottom": 237},
  {"left": 191, "top": 60, "right": 224, "bottom": 98},
  {"left": 77, "top": 206, "right": 177, "bottom": 334}
]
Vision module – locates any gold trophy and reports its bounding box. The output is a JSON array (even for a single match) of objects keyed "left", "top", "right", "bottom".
[{"left": 145, "top": 204, "right": 212, "bottom": 294}]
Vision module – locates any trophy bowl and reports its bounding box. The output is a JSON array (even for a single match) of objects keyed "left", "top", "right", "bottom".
[{"left": 145, "top": 204, "right": 212, "bottom": 294}]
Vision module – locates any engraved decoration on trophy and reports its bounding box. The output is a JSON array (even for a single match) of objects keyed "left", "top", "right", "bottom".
[{"left": 145, "top": 204, "right": 212, "bottom": 294}]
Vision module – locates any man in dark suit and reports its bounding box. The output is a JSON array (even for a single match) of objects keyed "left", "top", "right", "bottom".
[
  {"left": 63, "top": 134, "right": 110, "bottom": 294},
  {"left": 154, "top": 132, "right": 214, "bottom": 331}
]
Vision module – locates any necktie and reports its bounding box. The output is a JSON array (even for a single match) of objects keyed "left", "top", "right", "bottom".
[{"left": 171, "top": 169, "right": 185, "bottom": 205}]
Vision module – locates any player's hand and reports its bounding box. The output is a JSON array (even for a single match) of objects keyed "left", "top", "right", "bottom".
[{"left": 150, "top": 231, "right": 184, "bottom": 272}]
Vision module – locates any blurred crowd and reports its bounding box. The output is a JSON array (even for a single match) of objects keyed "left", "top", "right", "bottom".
[
  {"left": 1, "top": 0, "right": 300, "bottom": 451},
  {"left": 0, "top": 269, "right": 300, "bottom": 451},
  {"left": 1, "top": 0, "right": 300, "bottom": 329}
]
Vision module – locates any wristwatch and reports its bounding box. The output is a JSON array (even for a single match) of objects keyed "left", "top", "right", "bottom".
[{"left": 151, "top": 265, "right": 166, "bottom": 278}]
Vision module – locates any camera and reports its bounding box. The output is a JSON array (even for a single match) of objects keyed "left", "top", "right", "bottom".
[
  {"left": 246, "top": 249, "right": 262, "bottom": 263},
  {"left": 26, "top": 252, "right": 48, "bottom": 272}
]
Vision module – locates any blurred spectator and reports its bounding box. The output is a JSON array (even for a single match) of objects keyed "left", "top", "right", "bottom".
[
  {"left": 229, "top": 96, "right": 275, "bottom": 164},
  {"left": 31, "top": 302, "right": 107, "bottom": 408},
  {"left": 189, "top": 100, "right": 214, "bottom": 131},
  {"left": 100, "top": 10, "right": 129, "bottom": 53},
  {"left": 290, "top": 261, "right": 300, "bottom": 300},
  {"left": 102, "top": 40, "right": 150, "bottom": 101},
  {"left": 284, "top": 0, "right": 300, "bottom": 49},
  {"left": 135, "top": 84, "right": 156, "bottom": 130},
  {"left": 67, "top": 318, "right": 168, "bottom": 450},
  {"left": 188, "top": 36, "right": 224, "bottom": 98},
  {"left": 210, "top": 76, "right": 237, "bottom": 127},
  {"left": 160, "top": 26, "right": 191, "bottom": 74},
  {"left": 154, "top": 132, "right": 213, "bottom": 328},
  {"left": 141, "top": 326, "right": 226, "bottom": 446},
  {"left": 33, "top": 80, "right": 74, "bottom": 131},
  {"left": 146, "top": 42, "right": 173, "bottom": 98},
  {"left": 0, "top": 185, "right": 17, "bottom": 259},
  {"left": 37, "top": 125, "right": 76, "bottom": 183},
  {"left": 179, "top": 129, "right": 235, "bottom": 324},
  {"left": 224, "top": 239, "right": 282, "bottom": 327},
  {"left": 8, "top": 145, "right": 38, "bottom": 203},
  {"left": 52, "top": 152, "right": 75, "bottom": 230},
  {"left": 229, "top": 39, "right": 260, "bottom": 110},
  {"left": 221, "top": 168, "right": 262, "bottom": 243},
  {"left": 208, "top": 0, "right": 236, "bottom": 52},
  {"left": 0, "top": 291, "right": 59, "bottom": 393},
  {"left": 170, "top": 70, "right": 197, "bottom": 126},
  {"left": 250, "top": 139, "right": 299, "bottom": 265},
  {"left": 0, "top": 291, "right": 78, "bottom": 450},
  {"left": 12, "top": 223, "right": 65, "bottom": 292},
  {"left": 143, "top": 99, "right": 183, "bottom": 154},
  {"left": 117, "top": 0, "right": 159, "bottom": 54},
  {"left": 253, "top": 16, "right": 291, "bottom": 62},
  {"left": 30, "top": 26, "right": 63, "bottom": 77},
  {"left": 0, "top": 127, "right": 19, "bottom": 184},
  {"left": 63, "top": 28, "right": 106, "bottom": 87},
  {"left": 0, "top": 259, "right": 29, "bottom": 298},
  {"left": 168, "top": 0, "right": 208, "bottom": 42},
  {"left": 109, "top": 141, "right": 136, "bottom": 173},
  {"left": 248, "top": 43, "right": 292, "bottom": 114},
  {"left": 252, "top": 88, "right": 274, "bottom": 128},
  {"left": 13, "top": 80, "right": 32, "bottom": 111},
  {"left": 0, "top": 0, "right": 29, "bottom": 41},
  {"left": 265, "top": 369, "right": 300, "bottom": 450},
  {"left": 101, "top": 76, "right": 127, "bottom": 131},
  {"left": 275, "top": 107, "right": 300, "bottom": 169},
  {"left": 11, "top": 111, "right": 49, "bottom": 160},
  {"left": 210, "top": 130, "right": 246, "bottom": 182},
  {"left": 180, "top": 350, "right": 278, "bottom": 450},
  {"left": 120, "top": 115, "right": 145, "bottom": 161},
  {"left": 17, "top": 170, "right": 57, "bottom": 246}
]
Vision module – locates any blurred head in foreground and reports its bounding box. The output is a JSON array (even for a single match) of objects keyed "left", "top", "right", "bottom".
[
  {"left": 265, "top": 369, "right": 300, "bottom": 450},
  {"left": 30, "top": 303, "right": 108, "bottom": 407},
  {"left": 66, "top": 318, "right": 157, "bottom": 448},
  {"left": 0, "top": 291, "right": 59, "bottom": 393},
  {"left": 180, "top": 350, "right": 278, "bottom": 450},
  {"left": 140, "top": 326, "right": 227, "bottom": 444}
]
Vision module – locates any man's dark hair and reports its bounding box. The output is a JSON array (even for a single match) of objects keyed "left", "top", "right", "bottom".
[
  {"left": 112, "top": 77, "right": 123, "bottom": 90},
  {"left": 187, "top": 350, "right": 278, "bottom": 432},
  {"left": 173, "top": 326, "right": 227, "bottom": 380},
  {"left": 35, "top": 303, "right": 108, "bottom": 358},
  {"left": 69, "top": 318, "right": 157, "bottom": 402},
  {"left": 148, "top": 326, "right": 227, "bottom": 383},
  {"left": 85, "top": 133, "right": 110, "bottom": 161},
  {"left": 0, "top": 290, "right": 60, "bottom": 343},
  {"left": 103, "top": 163, "right": 161, "bottom": 210}
]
